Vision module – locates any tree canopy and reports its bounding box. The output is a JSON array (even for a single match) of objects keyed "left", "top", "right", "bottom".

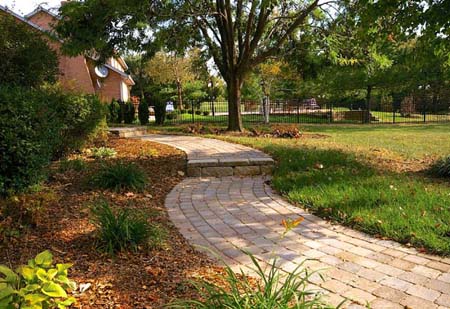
[{"left": 55, "top": 0, "right": 450, "bottom": 129}]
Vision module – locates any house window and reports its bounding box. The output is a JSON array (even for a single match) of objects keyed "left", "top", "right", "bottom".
[{"left": 120, "top": 81, "right": 129, "bottom": 102}]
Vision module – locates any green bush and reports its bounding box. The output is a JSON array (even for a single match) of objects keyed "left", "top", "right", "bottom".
[
  {"left": 90, "top": 147, "right": 117, "bottom": 159},
  {"left": 0, "top": 85, "right": 105, "bottom": 196},
  {"left": 108, "top": 99, "right": 121, "bottom": 123},
  {"left": 166, "top": 112, "right": 178, "bottom": 120},
  {"left": 187, "top": 110, "right": 194, "bottom": 115},
  {"left": 50, "top": 90, "right": 105, "bottom": 157},
  {"left": 123, "top": 102, "right": 136, "bottom": 124},
  {"left": 195, "top": 110, "right": 202, "bottom": 115},
  {"left": 90, "top": 200, "right": 163, "bottom": 254},
  {"left": 138, "top": 99, "right": 150, "bottom": 125},
  {"left": 90, "top": 161, "right": 147, "bottom": 192},
  {"left": 0, "top": 250, "right": 76, "bottom": 308},
  {"left": 429, "top": 156, "right": 450, "bottom": 178},
  {"left": 171, "top": 251, "right": 332, "bottom": 308},
  {"left": 153, "top": 94, "right": 167, "bottom": 125},
  {"left": 202, "top": 111, "right": 210, "bottom": 116}
]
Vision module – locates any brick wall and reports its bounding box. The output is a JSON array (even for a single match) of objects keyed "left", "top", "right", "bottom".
[{"left": 27, "top": 12, "right": 96, "bottom": 94}]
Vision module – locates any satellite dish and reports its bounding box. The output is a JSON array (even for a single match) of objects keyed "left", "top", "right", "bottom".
[{"left": 95, "top": 65, "right": 109, "bottom": 78}]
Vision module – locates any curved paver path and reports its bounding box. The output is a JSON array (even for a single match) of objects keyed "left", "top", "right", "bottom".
[
  {"left": 140, "top": 134, "right": 450, "bottom": 309},
  {"left": 140, "top": 134, "right": 274, "bottom": 177},
  {"left": 141, "top": 134, "right": 271, "bottom": 161}
]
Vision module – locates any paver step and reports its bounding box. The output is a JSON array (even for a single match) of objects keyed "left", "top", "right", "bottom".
[
  {"left": 139, "top": 134, "right": 274, "bottom": 177},
  {"left": 187, "top": 157, "right": 274, "bottom": 177},
  {"left": 109, "top": 126, "right": 148, "bottom": 138}
]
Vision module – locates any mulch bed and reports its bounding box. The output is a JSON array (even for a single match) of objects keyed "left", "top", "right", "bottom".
[{"left": 0, "top": 136, "right": 222, "bottom": 308}]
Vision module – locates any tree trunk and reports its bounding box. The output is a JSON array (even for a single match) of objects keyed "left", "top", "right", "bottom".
[
  {"left": 177, "top": 80, "right": 183, "bottom": 110},
  {"left": 365, "top": 85, "right": 372, "bottom": 123},
  {"left": 227, "top": 76, "right": 244, "bottom": 131}
]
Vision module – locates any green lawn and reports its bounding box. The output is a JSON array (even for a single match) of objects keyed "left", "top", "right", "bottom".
[{"left": 169, "top": 123, "right": 450, "bottom": 255}]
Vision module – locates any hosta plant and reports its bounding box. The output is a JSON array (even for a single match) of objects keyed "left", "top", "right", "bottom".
[
  {"left": 90, "top": 147, "right": 117, "bottom": 159},
  {"left": 0, "top": 250, "right": 76, "bottom": 308}
]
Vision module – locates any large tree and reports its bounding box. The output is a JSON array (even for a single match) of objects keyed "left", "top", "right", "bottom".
[
  {"left": 56, "top": 0, "right": 335, "bottom": 131},
  {"left": 171, "top": 0, "right": 333, "bottom": 130}
]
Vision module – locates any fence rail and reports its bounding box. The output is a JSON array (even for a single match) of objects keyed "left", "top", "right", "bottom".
[{"left": 158, "top": 93, "right": 450, "bottom": 125}]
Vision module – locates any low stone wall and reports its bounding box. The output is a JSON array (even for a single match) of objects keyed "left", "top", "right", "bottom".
[
  {"left": 109, "top": 127, "right": 148, "bottom": 138},
  {"left": 187, "top": 157, "right": 274, "bottom": 177},
  {"left": 333, "top": 110, "right": 378, "bottom": 122}
]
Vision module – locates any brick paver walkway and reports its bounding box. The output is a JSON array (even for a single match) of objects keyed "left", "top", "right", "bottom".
[
  {"left": 141, "top": 134, "right": 450, "bottom": 309},
  {"left": 140, "top": 134, "right": 274, "bottom": 177},
  {"left": 141, "top": 134, "right": 271, "bottom": 161}
]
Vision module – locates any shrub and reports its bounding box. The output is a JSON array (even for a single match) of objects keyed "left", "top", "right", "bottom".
[
  {"left": 271, "top": 125, "right": 302, "bottom": 138},
  {"left": 51, "top": 90, "right": 106, "bottom": 156},
  {"left": 153, "top": 94, "right": 167, "bottom": 125},
  {"left": 90, "top": 200, "right": 163, "bottom": 253},
  {"left": 90, "top": 147, "right": 117, "bottom": 159},
  {"left": 180, "top": 109, "right": 187, "bottom": 114},
  {"left": 138, "top": 99, "right": 150, "bottom": 125},
  {"left": 0, "top": 250, "right": 76, "bottom": 308},
  {"left": 108, "top": 99, "right": 121, "bottom": 123},
  {"left": 171, "top": 251, "right": 331, "bottom": 308},
  {"left": 0, "top": 86, "right": 105, "bottom": 196},
  {"left": 0, "top": 14, "right": 58, "bottom": 88},
  {"left": 195, "top": 110, "right": 202, "bottom": 115},
  {"left": 202, "top": 111, "right": 210, "bottom": 116},
  {"left": 187, "top": 110, "right": 194, "bottom": 115},
  {"left": 59, "top": 159, "right": 87, "bottom": 173},
  {"left": 90, "top": 162, "right": 147, "bottom": 192},
  {"left": 429, "top": 156, "right": 450, "bottom": 178},
  {"left": 123, "top": 102, "right": 136, "bottom": 124},
  {"left": 166, "top": 112, "right": 178, "bottom": 120},
  {"left": 0, "top": 189, "right": 57, "bottom": 228}
]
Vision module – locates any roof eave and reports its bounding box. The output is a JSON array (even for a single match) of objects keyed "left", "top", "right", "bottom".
[
  {"left": 0, "top": 5, "right": 50, "bottom": 33},
  {"left": 24, "top": 5, "right": 61, "bottom": 20}
]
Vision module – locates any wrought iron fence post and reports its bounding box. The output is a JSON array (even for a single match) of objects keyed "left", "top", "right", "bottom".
[
  {"left": 393, "top": 100, "right": 396, "bottom": 124},
  {"left": 297, "top": 101, "right": 300, "bottom": 123},
  {"left": 423, "top": 97, "right": 426, "bottom": 123},
  {"left": 263, "top": 96, "right": 270, "bottom": 124},
  {"left": 191, "top": 100, "right": 195, "bottom": 123},
  {"left": 329, "top": 103, "right": 333, "bottom": 123}
]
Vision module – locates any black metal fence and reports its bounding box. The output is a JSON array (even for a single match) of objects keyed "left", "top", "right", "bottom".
[{"left": 157, "top": 93, "right": 450, "bottom": 125}]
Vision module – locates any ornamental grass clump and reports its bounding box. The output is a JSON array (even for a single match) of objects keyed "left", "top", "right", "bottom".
[
  {"left": 90, "top": 200, "right": 163, "bottom": 254},
  {"left": 429, "top": 155, "right": 450, "bottom": 178},
  {"left": 59, "top": 158, "right": 87, "bottom": 173},
  {"left": 91, "top": 161, "right": 147, "bottom": 192},
  {"left": 170, "top": 251, "right": 335, "bottom": 309}
]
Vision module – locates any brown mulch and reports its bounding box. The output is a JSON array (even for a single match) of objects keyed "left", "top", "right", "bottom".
[{"left": 0, "top": 136, "right": 223, "bottom": 308}]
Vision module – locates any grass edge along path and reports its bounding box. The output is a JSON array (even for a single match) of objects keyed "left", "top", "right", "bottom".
[{"left": 191, "top": 125, "right": 450, "bottom": 256}]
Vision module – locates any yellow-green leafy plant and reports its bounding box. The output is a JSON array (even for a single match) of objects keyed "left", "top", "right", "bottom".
[
  {"left": 90, "top": 147, "right": 117, "bottom": 159},
  {"left": 0, "top": 250, "right": 77, "bottom": 308}
]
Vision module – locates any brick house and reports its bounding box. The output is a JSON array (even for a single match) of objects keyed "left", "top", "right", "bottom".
[{"left": 0, "top": 5, "right": 134, "bottom": 102}]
